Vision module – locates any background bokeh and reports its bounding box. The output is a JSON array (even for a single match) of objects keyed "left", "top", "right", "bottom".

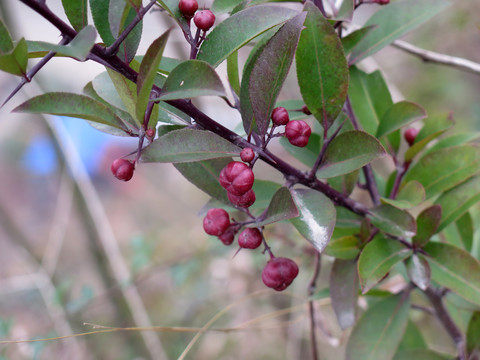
[{"left": 0, "top": 1, "right": 479, "bottom": 359}]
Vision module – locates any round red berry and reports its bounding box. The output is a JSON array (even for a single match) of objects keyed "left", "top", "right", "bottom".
[
  {"left": 238, "top": 228, "right": 262, "bottom": 249},
  {"left": 227, "top": 189, "right": 256, "bottom": 208},
  {"left": 219, "top": 161, "right": 255, "bottom": 196},
  {"left": 285, "top": 120, "right": 311, "bottom": 147},
  {"left": 111, "top": 158, "right": 135, "bottom": 181},
  {"left": 262, "top": 257, "right": 299, "bottom": 291},
  {"left": 301, "top": 104, "right": 311, "bottom": 115},
  {"left": 271, "top": 107, "right": 290, "bottom": 126},
  {"left": 218, "top": 230, "right": 235, "bottom": 246},
  {"left": 178, "top": 0, "right": 198, "bottom": 17},
  {"left": 203, "top": 208, "right": 230, "bottom": 236},
  {"left": 404, "top": 127, "right": 419, "bottom": 146},
  {"left": 193, "top": 10, "right": 215, "bottom": 31},
  {"left": 375, "top": 0, "right": 390, "bottom": 4},
  {"left": 240, "top": 148, "right": 255, "bottom": 163}
]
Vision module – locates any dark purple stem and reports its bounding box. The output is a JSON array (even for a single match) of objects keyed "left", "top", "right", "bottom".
[{"left": 308, "top": 251, "right": 321, "bottom": 360}]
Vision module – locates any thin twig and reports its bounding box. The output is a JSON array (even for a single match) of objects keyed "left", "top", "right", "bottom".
[{"left": 308, "top": 252, "right": 321, "bottom": 360}]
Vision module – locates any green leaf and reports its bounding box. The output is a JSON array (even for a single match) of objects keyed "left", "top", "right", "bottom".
[
  {"left": 250, "top": 187, "right": 299, "bottom": 227},
  {"left": 0, "top": 38, "right": 28, "bottom": 76},
  {"left": 435, "top": 175, "right": 480, "bottom": 232},
  {"left": 110, "top": 0, "right": 142, "bottom": 63},
  {"left": 456, "top": 212, "right": 474, "bottom": 252},
  {"left": 156, "top": 102, "right": 192, "bottom": 125},
  {"left": 393, "top": 349, "right": 451, "bottom": 360},
  {"left": 290, "top": 189, "right": 336, "bottom": 252},
  {"left": 106, "top": 68, "right": 139, "bottom": 123},
  {"left": 141, "top": 128, "right": 241, "bottom": 163},
  {"left": 62, "top": 0, "right": 88, "bottom": 31},
  {"left": 349, "top": 0, "right": 451, "bottom": 64},
  {"left": 136, "top": 30, "right": 170, "bottom": 124},
  {"left": 425, "top": 132, "right": 480, "bottom": 155},
  {"left": 249, "top": 12, "right": 306, "bottom": 136},
  {"left": 467, "top": 312, "right": 480, "bottom": 357},
  {"left": 376, "top": 101, "right": 427, "bottom": 139},
  {"left": 198, "top": 5, "right": 297, "bottom": 67},
  {"left": 404, "top": 145, "right": 480, "bottom": 199},
  {"left": 346, "top": 293, "right": 411, "bottom": 360},
  {"left": 227, "top": 51, "right": 240, "bottom": 96},
  {"left": 342, "top": 26, "right": 376, "bottom": 55},
  {"left": 336, "top": 0, "right": 355, "bottom": 21},
  {"left": 296, "top": 2, "right": 348, "bottom": 130},
  {"left": 424, "top": 242, "right": 480, "bottom": 306},
  {"left": 412, "top": 205, "right": 442, "bottom": 248},
  {"left": 397, "top": 321, "right": 427, "bottom": 352},
  {"left": 316, "top": 131, "right": 387, "bottom": 179},
  {"left": 174, "top": 158, "right": 231, "bottom": 204},
  {"left": 381, "top": 181, "right": 425, "bottom": 209},
  {"left": 330, "top": 258, "right": 358, "bottom": 329},
  {"left": 328, "top": 170, "right": 359, "bottom": 197},
  {"left": 358, "top": 236, "right": 411, "bottom": 293},
  {"left": 348, "top": 67, "right": 393, "bottom": 135},
  {"left": 156, "top": 0, "right": 190, "bottom": 40},
  {"left": 0, "top": 17, "right": 13, "bottom": 54},
  {"left": 155, "top": 60, "right": 226, "bottom": 101},
  {"left": 324, "top": 236, "right": 360, "bottom": 260},
  {"left": 405, "top": 254, "right": 430, "bottom": 291},
  {"left": 279, "top": 131, "right": 321, "bottom": 168},
  {"left": 90, "top": 0, "right": 115, "bottom": 45},
  {"left": 368, "top": 204, "right": 416, "bottom": 238},
  {"left": 211, "top": 0, "right": 244, "bottom": 14},
  {"left": 249, "top": 180, "right": 282, "bottom": 211},
  {"left": 13, "top": 92, "right": 129, "bottom": 131}
]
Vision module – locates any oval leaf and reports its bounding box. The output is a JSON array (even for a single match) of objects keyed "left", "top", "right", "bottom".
[
  {"left": 324, "top": 236, "right": 360, "bottom": 260},
  {"left": 250, "top": 187, "right": 299, "bottom": 227},
  {"left": 197, "top": 5, "right": 298, "bottom": 67},
  {"left": 62, "top": 0, "right": 87, "bottom": 31},
  {"left": 412, "top": 205, "right": 442, "bottom": 248},
  {"left": 405, "top": 254, "right": 430, "bottom": 291},
  {"left": 0, "top": 17, "right": 13, "bottom": 54},
  {"left": 156, "top": 60, "right": 226, "bottom": 101},
  {"left": 358, "top": 236, "right": 411, "bottom": 293},
  {"left": 0, "top": 38, "right": 28, "bottom": 76},
  {"left": 346, "top": 293, "right": 411, "bottom": 360},
  {"left": 381, "top": 181, "right": 426, "bottom": 209},
  {"left": 296, "top": 2, "right": 348, "bottom": 130},
  {"left": 290, "top": 189, "right": 336, "bottom": 252},
  {"left": 316, "top": 131, "right": 387, "bottom": 179},
  {"left": 376, "top": 101, "right": 427, "bottom": 138},
  {"left": 141, "top": 128, "right": 241, "bottom": 163},
  {"left": 330, "top": 258, "right": 359, "bottom": 329},
  {"left": 368, "top": 204, "right": 417, "bottom": 238}
]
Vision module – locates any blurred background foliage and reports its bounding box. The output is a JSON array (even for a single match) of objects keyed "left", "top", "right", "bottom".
[{"left": 0, "top": 0, "right": 479, "bottom": 359}]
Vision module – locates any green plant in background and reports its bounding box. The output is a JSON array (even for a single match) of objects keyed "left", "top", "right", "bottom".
[{"left": 1, "top": 0, "right": 480, "bottom": 359}]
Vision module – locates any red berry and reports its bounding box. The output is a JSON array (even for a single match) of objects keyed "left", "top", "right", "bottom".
[
  {"left": 111, "top": 158, "right": 135, "bottom": 181},
  {"left": 227, "top": 189, "right": 256, "bottom": 208},
  {"left": 146, "top": 128, "right": 155, "bottom": 141},
  {"left": 262, "top": 257, "right": 299, "bottom": 291},
  {"left": 285, "top": 120, "right": 311, "bottom": 147},
  {"left": 240, "top": 148, "right": 255, "bottom": 163},
  {"left": 218, "top": 230, "right": 235, "bottom": 246},
  {"left": 203, "top": 208, "right": 230, "bottom": 236},
  {"left": 404, "top": 127, "right": 419, "bottom": 146},
  {"left": 193, "top": 10, "right": 215, "bottom": 31},
  {"left": 178, "top": 0, "right": 198, "bottom": 18},
  {"left": 219, "top": 161, "right": 255, "bottom": 196},
  {"left": 375, "top": 0, "right": 390, "bottom": 4},
  {"left": 301, "top": 104, "right": 311, "bottom": 115},
  {"left": 271, "top": 107, "right": 290, "bottom": 126},
  {"left": 238, "top": 228, "right": 262, "bottom": 249}
]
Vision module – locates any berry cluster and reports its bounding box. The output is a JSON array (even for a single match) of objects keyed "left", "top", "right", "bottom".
[
  {"left": 220, "top": 161, "right": 256, "bottom": 208},
  {"left": 271, "top": 106, "right": 312, "bottom": 148},
  {"left": 178, "top": 0, "right": 215, "bottom": 31}
]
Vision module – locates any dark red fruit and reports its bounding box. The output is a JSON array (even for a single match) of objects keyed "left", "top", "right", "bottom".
[
  {"left": 285, "top": 120, "right": 311, "bottom": 147},
  {"left": 238, "top": 228, "right": 262, "bottom": 249},
  {"left": 262, "top": 257, "right": 299, "bottom": 291},
  {"left": 404, "top": 127, "right": 419, "bottom": 146},
  {"left": 111, "top": 158, "right": 135, "bottom": 181},
  {"left": 203, "top": 208, "right": 230, "bottom": 236},
  {"left": 178, "top": 0, "right": 198, "bottom": 18},
  {"left": 375, "top": 0, "right": 390, "bottom": 4},
  {"left": 219, "top": 161, "right": 255, "bottom": 196},
  {"left": 218, "top": 230, "right": 235, "bottom": 245},
  {"left": 227, "top": 189, "right": 256, "bottom": 208},
  {"left": 240, "top": 148, "right": 255, "bottom": 163},
  {"left": 271, "top": 107, "right": 290, "bottom": 126},
  {"left": 193, "top": 10, "right": 215, "bottom": 31},
  {"left": 301, "top": 104, "right": 311, "bottom": 115}
]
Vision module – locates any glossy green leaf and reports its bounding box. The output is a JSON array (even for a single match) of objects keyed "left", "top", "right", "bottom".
[
  {"left": 109, "top": 0, "right": 142, "bottom": 63},
  {"left": 211, "top": 0, "right": 244, "bottom": 14},
  {"left": 249, "top": 13, "right": 306, "bottom": 136},
  {"left": 90, "top": 0, "right": 115, "bottom": 45},
  {"left": 412, "top": 205, "right": 442, "bottom": 248},
  {"left": 435, "top": 175, "right": 480, "bottom": 232},
  {"left": 156, "top": 60, "right": 226, "bottom": 101},
  {"left": 106, "top": 68, "right": 138, "bottom": 123},
  {"left": 397, "top": 321, "right": 427, "bottom": 352},
  {"left": 358, "top": 236, "right": 411, "bottom": 293},
  {"left": 92, "top": 72, "right": 128, "bottom": 111},
  {"left": 141, "top": 128, "right": 241, "bottom": 163},
  {"left": 0, "top": 38, "right": 28, "bottom": 76},
  {"left": 62, "top": 0, "right": 87, "bottom": 31},
  {"left": 325, "top": 236, "right": 360, "bottom": 259},
  {"left": 348, "top": 67, "right": 393, "bottom": 135},
  {"left": 376, "top": 101, "right": 427, "bottom": 139},
  {"left": 290, "top": 189, "right": 336, "bottom": 252},
  {"left": 13, "top": 92, "right": 129, "bottom": 131},
  {"left": 346, "top": 293, "right": 411, "bottom": 360},
  {"left": 316, "top": 131, "right": 387, "bottom": 179},
  {"left": 404, "top": 145, "right": 480, "bottom": 199},
  {"left": 227, "top": 51, "right": 240, "bottom": 96},
  {"left": 349, "top": 0, "right": 451, "bottom": 64},
  {"left": 467, "top": 312, "right": 480, "bottom": 357},
  {"left": 368, "top": 204, "right": 416, "bottom": 238},
  {"left": 330, "top": 258, "right": 358, "bottom": 329},
  {"left": 456, "top": 212, "right": 474, "bottom": 252},
  {"left": 425, "top": 132, "right": 480, "bottom": 155},
  {"left": 393, "top": 349, "right": 450, "bottom": 360},
  {"left": 156, "top": 0, "right": 190, "bottom": 39},
  {"left": 136, "top": 30, "right": 170, "bottom": 124},
  {"left": 296, "top": 2, "right": 348, "bottom": 130},
  {"left": 156, "top": 102, "right": 192, "bottom": 125},
  {"left": 174, "top": 158, "right": 231, "bottom": 204},
  {"left": 250, "top": 187, "right": 298, "bottom": 227},
  {"left": 0, "top": 17, "right": 13, "bottom": 54},
  {"left": 279, "top": 133, "right": 321, "bottom": 168},
  {"left": 424, "top": 242, "right": 480, "bottom": 306},
  {"left": 328, "top": 170, "right": 359, "bottom": 197},
  {"left": 249, "top": 180, "right": 282, "bottom": 211},
  {"left": 406, "top": 254, "right": 430, "bottom": 290},
  {"left": 336, "top": 0, "right": 355, "bottom": 21},
  {"left": 197, "top": 5, "right": 297, "bottom": 67},
  {"left": 381, "top": 181, "right": 425, "bottom": 209},
  {"left": 342, "top": 26, "right": 376, "bottom": 55}
]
